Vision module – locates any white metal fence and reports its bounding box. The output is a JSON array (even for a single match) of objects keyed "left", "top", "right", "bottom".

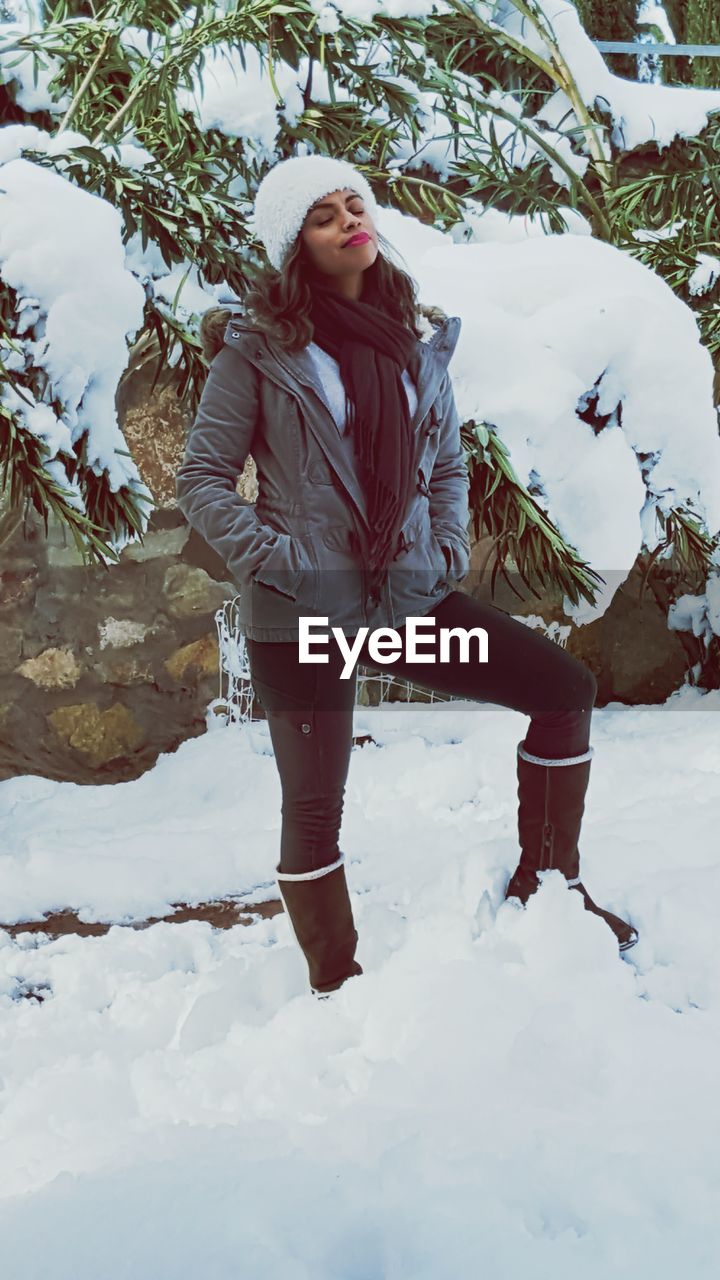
[{"left": 593, "top": 43, "right": 720, "bottom": 58}]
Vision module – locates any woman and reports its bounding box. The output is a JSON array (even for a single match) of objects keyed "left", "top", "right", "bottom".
[{"left": 177, "top": 153, "right": 639, "bottom": 998}]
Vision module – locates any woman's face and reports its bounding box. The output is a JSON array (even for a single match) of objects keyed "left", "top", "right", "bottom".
[{"left": 299, "top": 187, "right": 379, "bottom": 287}]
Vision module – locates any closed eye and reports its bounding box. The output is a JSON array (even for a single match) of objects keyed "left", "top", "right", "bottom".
[{"left": 318, "top": 204, "right": 364, "bottom": 226}]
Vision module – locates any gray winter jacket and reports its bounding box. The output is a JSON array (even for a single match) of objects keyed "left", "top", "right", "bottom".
[{"left": 175, "top": 311, "right": 471, "bottom": 641}]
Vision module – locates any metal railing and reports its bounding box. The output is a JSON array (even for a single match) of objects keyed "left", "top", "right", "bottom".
[{"left": 593, "top": 42, "right": 720, "bottom": 58}]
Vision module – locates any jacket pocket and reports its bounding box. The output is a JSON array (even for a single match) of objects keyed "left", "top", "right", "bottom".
[
  {"left": 428, "top": 527, "right": 455, "bottom": 593},
  {"left": 252, "top": 532, "right": 318, "bottom": 608},
  {"left": 452, "top": 540, "right": 470, "bottom": 582},
  {"left": 434, "top": 531, "right": 470, "bottom": 583}
]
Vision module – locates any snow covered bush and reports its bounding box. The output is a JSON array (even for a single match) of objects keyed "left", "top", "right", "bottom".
[
  {"left": 0, "top": 154, "right": 152, "bottom": 557},
  {"left": 397, "top": 222, "right": 720, "bottom": 625}
]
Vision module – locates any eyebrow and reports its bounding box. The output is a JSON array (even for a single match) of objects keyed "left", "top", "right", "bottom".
[{"left": 309, "top": 191, "right": 363, "bottom": 213}]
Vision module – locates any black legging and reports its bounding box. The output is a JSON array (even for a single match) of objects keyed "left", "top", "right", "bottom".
[{"left": 246, "top": 590, "right": 597, "bottom": 875}]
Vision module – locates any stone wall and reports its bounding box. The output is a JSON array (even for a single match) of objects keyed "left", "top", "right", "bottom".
[
  {"left": 0, "top": 498, "right": 234, "bottom": 784},
  {"left": 0, "top": 340, "right": 247, "bottom": 786}
]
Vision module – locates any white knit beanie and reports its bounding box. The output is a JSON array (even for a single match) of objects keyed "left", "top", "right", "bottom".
[{"left": 251, "top": 154, "right": 379, "bottom": 272}]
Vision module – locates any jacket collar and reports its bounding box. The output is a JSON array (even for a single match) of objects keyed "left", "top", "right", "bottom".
[{"left": 222, "top": 312, "right": 461, "bottom": 527}]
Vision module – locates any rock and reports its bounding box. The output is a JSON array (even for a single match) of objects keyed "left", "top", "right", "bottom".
[
  {"left": 164, "top": 634, "right": 219, "bottom": 683},
  {"left": 0, "top": 567, "right": 39, "bottom": 609},
  {"left": 94, "top": 654, "right": 155, "bottom": 686},
  {"left": 98, "top": 617, "right": 150, "bottom": 650},
  {"left": 48, "top": 702, "right": 144, "bottom": 767},
  {"left": 162, "top": 563, "right": 231, "bottom": 618},
  {"left": 16, "top": 647, "right": 81, "bottom": 690},
  {"left": 0, "top": 628, "right": 23, "bottom": 675},
  {"left": 466, "top": 543, "right": 692, "bottom": 704},
  {"left": 120, "top": 525, "right": 189, "bottom": 563}
]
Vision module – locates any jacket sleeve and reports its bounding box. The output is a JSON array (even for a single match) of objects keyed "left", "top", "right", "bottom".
[
  {"left": 429, "top": 370, "right": 471, "bottom": 584},
  {"left": 175, "top": 344, "right": 307, "bottom": 598}
]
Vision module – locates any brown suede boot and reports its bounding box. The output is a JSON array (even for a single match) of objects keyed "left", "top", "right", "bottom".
[
  {"left": 505, "top": 740, "right": 639, "bottom": 953},
  {"left": 276, "top": 852, "right": 364, "bottom": 997}
]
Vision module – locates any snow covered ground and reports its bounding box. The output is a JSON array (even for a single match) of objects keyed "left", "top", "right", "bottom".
[{"left": 1, "top": 686, "right": 719, "bottom": 1277}]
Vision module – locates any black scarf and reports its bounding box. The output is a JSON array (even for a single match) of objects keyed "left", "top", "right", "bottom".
[{"left": 308, "top": 279, "right": 419, "bottom": 607}]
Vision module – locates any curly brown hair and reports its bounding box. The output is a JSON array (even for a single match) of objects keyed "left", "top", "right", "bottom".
[{"left": 198, "top": 229, "right": 447, "bottom": 365}]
